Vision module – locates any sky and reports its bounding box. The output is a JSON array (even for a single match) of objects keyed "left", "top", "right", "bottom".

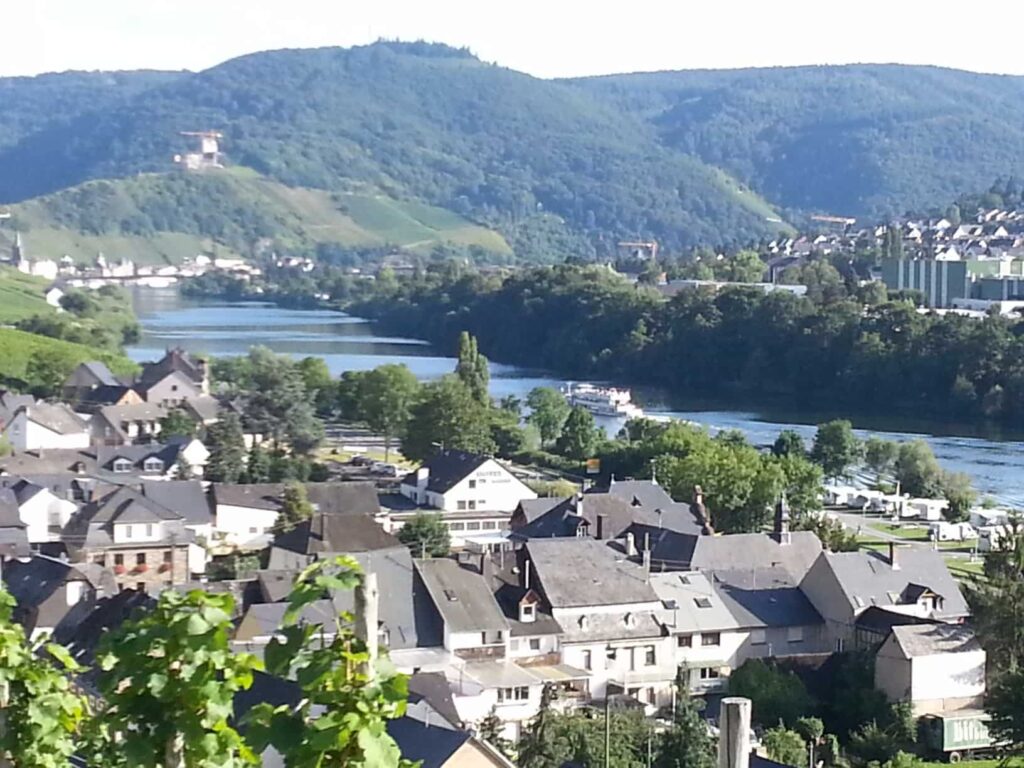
[{"left": 5, "top": 0, "right": 1024, "bottom": 79}]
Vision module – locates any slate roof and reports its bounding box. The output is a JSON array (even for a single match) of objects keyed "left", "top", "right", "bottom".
[
  {"left": 139, "top": 348, "right": 204, "bottom": 386},
  {"left": 386, "top": 717, "right": 473, "bottom": 768},
  {"left": 526, "top": 538, "right": 660, "bottom": 608},
  {"left": 54, "top": 589, "right": 156, "bottom": 665},
  {"left": 557, "top": 609, "right": 665, "bottom": 643},
  {"left": 0, "top": 488, "right": 23, "bottom": 527},
  {"left": 233, "top": 600, "right": 340, "bottom": 641},
  {"left": 0, "top": 528, "right": 30, "bottom": 558},
  {"left": 713, "top": 570, "right": 823, "bottom": 629},
  {"left": 18, "top": 403, "right": 87, "bottom": 435},
  {"left": 212, "top": 482, "right": 380, "bottom": 517},
  {"left": 3, "top": 556, "right": 115, "bottom": 632},
  {"left": 400, "top": 449, "right": 491, "bottom": 494},
  {"left": 181, "top": 396, "right": 221, "bottom": 422},
  {"left": 141, "top": 480, "right": 212, "bottom": 526},
  {"left": 272, "top": 509, "right": 398, "bottom": 556},
  {"left": 96, "top": 441, "right": 187, "bottom": 472},
  {"left": 689, "top": 531, "right": 823, "bottom": 579},
  {"left": 516, "top": 497, "right": 564, "bottom": 524},
  {"left": 0, "top": 449, "right": 97, "bottom": 475},
  {"left": 0, "top": 392, "right": 34, "bottom": 426},
  {"left": 76, "top": 385, "right": 136, "bottom": 411},
  {"left": 808, "top": 547, "right": 970, "bottom": 619},
  {"left": 334, "top": 547, "right": 427, "bottom": 650},
  {"left": 63, "top": 485, "right": 190, "bottom": 550},
  {"left": 416, "top": 558, "right": 509, "bottom": 633},
  {"left": 514, "top": 492, "right": 701, "bottom": 541},
  {"left": 889, "top": 623, "right": 982, "bottom": 658},
  {"left": 407, "top": 671, "right": 462, "bottom": 728},
  {"left": 649, "top": 571, "right": 740, "bottom": 634},
  {"left": 855, "top": 606, "right": 938, "bottom": 634},
  {"left": 79, "top": 362, "right": 118, "bottom": 387},
  {"left": 96, "top": 402, "right": 169, "bottom": 439},
  {"left": 489, "top": 553, "right": 564, "bottom": 637}
]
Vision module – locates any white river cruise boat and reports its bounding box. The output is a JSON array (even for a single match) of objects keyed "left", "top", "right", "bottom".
[{"left": 564, "top": 383, "right": 644, "bottom": 418}]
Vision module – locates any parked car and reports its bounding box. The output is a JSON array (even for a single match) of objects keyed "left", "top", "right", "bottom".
[
  {"left": 371, "top": 462, "right": 399, "bottom": 477},
  {"left": 350, "top": 455, "right": 374, "bottom": 467}
]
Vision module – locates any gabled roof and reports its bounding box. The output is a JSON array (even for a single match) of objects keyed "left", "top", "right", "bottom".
[
  {"left": 649, "top": 571, "right": 739, "bottom": 633},
  {"left": 400, "top": 450, "right": 496, "bottom": 495},
  {"left": 16, "top": 403, "right": 87, "bottom": 435},
  {"left": 526, "top": 538, "right": 660, "bottom": 608},
  {"left": 0, "top": 488, "right": 23, "bottom": 528},
  {"left": 212, "top": 482, "right": 380, "bottom": 517},
  {"left": 3, "top": 556, "right": 115, "bottom": 631},
  {"left": 514, "top": 492, "right": 701, "bottom": 541},
  {"left": 808, "top": 547, "right": 970, "bottom": 619},
  {"left": 139, "top": 348, "right": 205, "bottom": 386},
  {"left": 95, "top": 441, "right": 189, "bottom": 473},
  {"left": 889, "top": 624, "right": 982, "bottom": 658},
  {"left": 416, "top": 558, "right": 509, "bottom": 633},
  {"left": 386, "top": 717, "right": 473, "bottom": 768},
  {"left": 689, "top": 531, "right": 822, "bottom": 580},
  {"left": 141, "top": 480, "right": 212, "bottom": 526},
  {"left": 87, "top": 486, "right": 182, "bottom": 526},
  {"left": 78, "top": 362, "right": 118, "bottom": 387},
  {"left": 76, "top": 385, "right": 136, "bottom": 410}
]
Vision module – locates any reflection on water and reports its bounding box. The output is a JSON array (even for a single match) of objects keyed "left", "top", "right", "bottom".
[{"left": 128, "top": 287, "right": 1024, "bottom": 507}]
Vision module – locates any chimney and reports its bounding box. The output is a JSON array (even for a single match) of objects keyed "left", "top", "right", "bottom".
[
  {"left": 718, "top": 697, "right": 752, "bottom": 768},
  {"left": 625, "top": 532, "right": 637, "bottom": 557},
  {"left": 773, "top": 494, "right": 791, "bottom": 545},
  {"left": 596, "top": 513, "right": 607, "bottom": 541},
  {"left": 642, "top": 532, "right": 651, "bottom": 576},
  {"left": 524, "top": 559, "right": 531, "bottom": 590},
  {"left": 889, "top": 542, "right": 901, "bottom": 570},
  {"left": 656, "top": 508, "right": 664, "bottom": 529},
  {"left": 416, "top": 466, "right": 430, "bottom": 489}
]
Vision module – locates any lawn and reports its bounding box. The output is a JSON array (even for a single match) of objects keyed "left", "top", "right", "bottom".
[
  {"left": 945, "top": 557, "right": 987, "bottom": 582},
  {"left": 0, "top": 267, "right": 54, "bottom": 323},
  {"left": 869, "top": 522, "right": 930, "bottom": 540}
]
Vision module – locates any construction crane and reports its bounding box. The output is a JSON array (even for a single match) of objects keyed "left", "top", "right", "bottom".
[{"left": 617, "top": 240, "right": 659, "bottom": 261}]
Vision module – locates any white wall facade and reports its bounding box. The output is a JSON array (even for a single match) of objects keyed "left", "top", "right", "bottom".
[
  {"left": 401, "top": 459, "right": 537, "bottom": 513},
  {"left": 215, "top": 504, "right": 279, "bottom": 549},
  {"left": 5, "top": 413, "right": 90, "bottom": 451},
  {"left": 19, "top": 491, "right": 77, "bottom": 543},
  {"left": 112, "top": 521, "right": 165, "bottom": 544}
]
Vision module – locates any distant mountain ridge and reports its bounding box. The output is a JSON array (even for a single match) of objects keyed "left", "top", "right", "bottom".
[{"left": 1, "top": 43, "right": 1023, "bottom": 260}]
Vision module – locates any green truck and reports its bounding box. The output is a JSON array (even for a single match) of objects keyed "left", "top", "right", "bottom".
[{"left": 919, "top": 710, "right": 996, "bottom": 762}]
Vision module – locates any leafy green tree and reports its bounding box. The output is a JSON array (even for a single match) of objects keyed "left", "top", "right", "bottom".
[
  {"left": 794, "top": 514, "right": 859, "bottom": 552},
  {"left": 894, "top": 440, "right": 942, "bottom": 496},
  {"left": 727, "top": 659, "right": 815, "bottom": 728},
  {"left": 526, "top": 386, "right": 570, "bottom": 446},
  {"left": 297, "top": 356, "right": 335, "bottom": 415},
  {"left": 0, "top": 588, "right": 87, "bottom": 767},
  {"left": 762, "top": 726, "right": 807, "bottom": 768},
  {"left": 555, "top": 405, "right": 601, "bottom": 461},
  {"left": 358, "top": 364, "right": 420, "bottom": 461},
  {"left": 455, "top": 331, "right": 490, "bottom": 404},
  {"left": 810, "top": 420, "right": 862, "bottom": 480},
  {"left": 160, "top": 407, "right": 197, "bottom": 440},
  {"left": 275, "top": 482, "right": 313, "bottom": 533},
  {"left": 516, "top": 684, "right": 559, "bottom": 768},
  {"left": 772, "top": 430, "right": 806, "bottom": 458},
  {"left": 335, "top": 370, "right": 369, "bottom": 420},
  {"left": 654, "top": 670, "right": 715, "bottom": 768},
  {"left": 403, "top": 376, "right": 496, "bottom": 462},
  {"left": 489, "top": 408, "right": 529, "bottom": 458},
  {"left": 89, "top": 589, "right": 261, "bottom": 768},
  {"left": 244, "top": 556, "right": 414, "bottom": 768},
  {"left": 846, "top": 721, "right": 906, "bottom": 766},
  {"left": 939, "top": 471, "right": 975, "bottom": 522},
  {"left": 478, "top": 708, "right": 513, "bottom": 760},
  {"left": 25, "top": 347, "right": 75, "bottom": 398},
  {"left": 864, "top": 437, "right": 899, "bottom": 487},
  {"left": 241, "top": 347, "right": 324, "bottom": 453},
  {"left": 773, "top": 453, "right": 824, "bottom": 517},
  {"left": 204, "top": 412, "right": 247, "bottom": 483},
  {"left": 397, "top": 513, "right": 451, "bottom": 557},
  {"left": 243, "top": 442, "right": 271, "bottom": 483}
]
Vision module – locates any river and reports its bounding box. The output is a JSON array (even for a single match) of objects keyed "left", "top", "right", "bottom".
[{"left": 127, "top": 287, "right": 1024, "bottom": 507}]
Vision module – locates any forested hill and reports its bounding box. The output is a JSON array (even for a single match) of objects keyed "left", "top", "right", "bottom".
[
  {"left": 573, "top": 65, "right": 1024, "bottom": 217},
  {"left": 3, "top": 44, "right": 1024, "bottom": 259}
]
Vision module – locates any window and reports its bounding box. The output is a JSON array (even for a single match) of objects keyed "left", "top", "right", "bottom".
[
  {"left": 468, "top": 479, "right": 477, "bottom": 489},
  {"left": 750, "top": 629, "right": 767, "bottom": 645},
  {"left": 583, "top": 650, "right": 592, "bottom": 671},
  {"left": 466, "top": 521, "right": 481, "bottom": 531},
  {"left": 694, "top": 596, "right": 713, "bottom": 609},
  {"left": 699, "top": 667, "right": 721, "bottom": 680},
  {"left": 93, "top": 555, "right": 106, "bottom": 567},
  {"left": 677, "top": 634, "right": 693, "bottom": 648},
  {"left": 702, "top": 632, "right": 720, "bottom": 647},
  {"left": 482, "top": 521, "right": 497, "bottom": 530},
  {"left": 171, "top": 384, "right": 178, "bottom": 392},
  {"left": 114, "top": 554, "right": 124, "bottom": 566},
  {"left": 644, "top": 645, "right": 656, "bottom": 666},
  {"left": 606, "top": 647, "right": 617, "bottom": 662},
  {"left": 143, "top": 458, "right": 165, "bottom": 473},
  {"left": 520, "top": 602, "right": 536, "bottom": 623},
  {"left": 448, "top": 522, "right": 465, "bottom": 531},
  {"left": 136, "top": 582, "right": 147, "bottom": 593},
  {"left": 787, "top": 627, "right": 804, "bottom": 644},
  {"left": 112, "top": 458, "right": 132, "bottom": 473},
  {"left": 136, "top": 553, "right": 147, "bottom": 565},
  {"left": 145, "top": 524, "right": 153, "bottom": 537},
  {"left": 510, "top": 639, "right": 520, "bottom": 652},
  {"left": 248, "top": 526, "right": 258, "bottom": 534},
  {"left": 163, "top": 550, "right": 173, "bottom": 563},
  {"left": 497, "top": 686, "right": 529, "bottom": 703},
  {"left": 529, "top": 638, "right": 541, "bottom": 651},
  {"left": 124, "top": 525, "right": 133, "bottom": 540},
  {"left": 457, "top": 501, "right": 467, "bottom": 511},
  {"left": 468, "top": 500, "right": 477, "bottom": 511}
]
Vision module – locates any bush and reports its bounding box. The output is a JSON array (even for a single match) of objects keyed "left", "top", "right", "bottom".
[{"left": 728, "top": 659, "right": 816, "bottom": 728}]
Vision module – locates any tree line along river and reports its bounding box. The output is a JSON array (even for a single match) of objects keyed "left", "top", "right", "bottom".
[{"left": 127, "top": 286, "right": 1024, "bottom": 507}]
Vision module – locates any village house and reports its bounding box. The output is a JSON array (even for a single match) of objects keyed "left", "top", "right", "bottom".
[
  {"left": 0, "top": 475, "right": 80, "bottom": 543},
  {"left": 89, "top": 402, "right": 169, "bottom": 445},
  {"left": 4, "top": 403, "right": 91, "bottom": 451},
  {"left": 137, "top": 348, "right": 209, "bottom": 397},
  {"left": 62, "top": 361, "right": 120, "bottom": 403}
]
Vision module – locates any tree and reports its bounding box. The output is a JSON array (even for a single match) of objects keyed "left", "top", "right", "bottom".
[
  {"left": 358, "top": 364, "right": 420, "bottom": 461},
  {"left": 0, "top": 588, "right": 87, "bottom": 767},
  {"left": 478, "top": 708, "right": 513, "bottom": 760},
  {"left": 455, "top": 331, "right": 490, "bottom": 404},
  {"left": 89, "top": 589, "right": 261, "bottom": 768},
  {"left": 241, "top": 347, "right": 323, "bottom": 454},
  {"left": 864, "top": 437, "right": 898, "bottom": 487},
  {"left": 204, "top": 412, "right": 247, "bottom": 483},
  {"left": 489, "top": 409, "right": 528, "bottom": 458},
  {"left": 810, "top": 420, "right": 861, "bottom": 480},
  {"left": 727, "top": 659, "right": 815, "bottom": 728},
  {"left": 526, "top": 386, "right": 570, "bottom": 446},
  {"left": 297, "top": 356, "right": 335, "bottom": 415},
  {"left": 772, "top": 430, "right": 806, "bottom": 458},
  {"left": 940, "top": 471, "right": 975, "bottom": 522},
  {"left": 402, "top": 376, "right": 496, "bottom": 462},
  {"left": 335, "top": 370, "right": 368, "bottom": 420},
  {"left": 654, "top": 669, "right": 715, "bottom": 768},
  {"left": 25, "top": 347, "right": 75, "bottom": 398},
  {"left": 762, "top": 726, "right": 807, "bottom": 768},
  {"left": 276, "top": 482, "right": 313, "bottom": 533},
  {"left": 516, "top": 684, "right": 559, "bottom": 768},
  {"left": 795, "top": 514, "right": 859, "bottom": 552},
  {"left": 244, "top": 442, "right": 271, "bottom": 484},
  {"left": 773, "top": 453, "right": 824, "bottom": 518},
  {"left": 894, "top": 440, "right": 942, "bottom": 496},
  {"left": 397, "top": 513, "right": 451, "bottom": 557},
  {"left": 555, "top": 405, "right": 600, "bottom": 461},
  {"left": 244, "top": 556, "right": 414, "bottom": 768},
  {"left": 160, "top": 407, "right": 197, "bottom": 440}
]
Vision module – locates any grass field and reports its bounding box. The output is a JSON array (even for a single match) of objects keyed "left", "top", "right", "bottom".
[
  {"left": 0, "top": 327, "right": 136, "bottom": 382},
  {"left": 0, "top": 267, "right": 54, "bottom": 323}
]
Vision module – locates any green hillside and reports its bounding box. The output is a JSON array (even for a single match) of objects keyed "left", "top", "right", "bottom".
[
  {"left": 0, "top": 267, "right": 54, "bottom": 323},
  {"left": 0, "top": 327, "right": 136, "bottom": 386},
  {"left": 0, "top": 43, "right": 788, "bottom": 257},
  {"left": 1, "top": 169, "right": 511, "bottom": 265}
]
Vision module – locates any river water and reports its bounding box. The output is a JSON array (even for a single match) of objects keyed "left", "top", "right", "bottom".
[{"left": 127, "top": 287, "right": 1024, "bottom": 507}]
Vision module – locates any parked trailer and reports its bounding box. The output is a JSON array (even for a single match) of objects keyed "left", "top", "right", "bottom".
[{"left": 919, "top": 710, "right": 996, "bottom": 762}]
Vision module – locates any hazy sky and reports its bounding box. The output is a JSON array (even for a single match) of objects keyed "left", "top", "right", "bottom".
[{"left": 5, "top": 0, "right": 1024, "bottom": 79}]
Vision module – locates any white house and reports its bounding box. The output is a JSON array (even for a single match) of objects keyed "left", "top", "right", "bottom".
[
  {"left": 399, "top": 450, "right": 536, "bottom": 514},
  {"left": 874, "top": 624, "right": 986, "bottom": 716},
  {"left": 210, "top": 484, "right": 283, "bottom": 549},
  {"left": 4, "top": 404, "right": 90, "bottom": 451},
  {"left": 8, "top": 479, "right": 78, "bottom": 544}
]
